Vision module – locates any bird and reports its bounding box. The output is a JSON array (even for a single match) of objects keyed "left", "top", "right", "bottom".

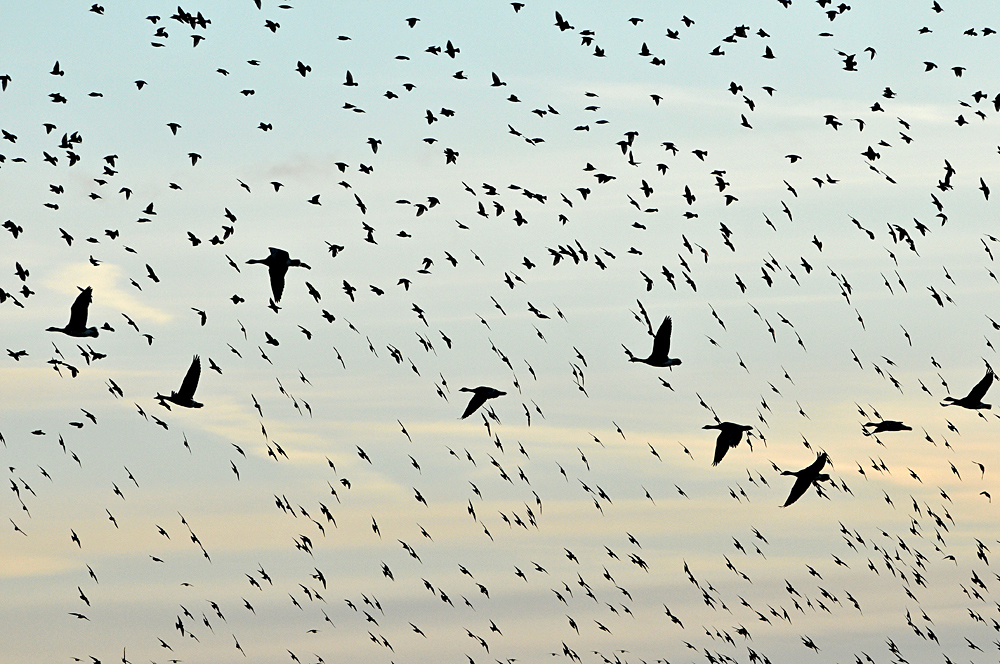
[
  {"left": 781, "top": 452, "right": 831, "bottom": 507},
  {"left": 246, "top": 248, "right": 311, "bottom": 302},
  {"left": 863, "top": 420, "right": 912, "bottom": 433},
  {"left": 155, "top": 356, "right": 203, "bottom": 408},
  {"left": 625, "top": 314, "right": 681, "bottom": 367},
  {"left": 941, "top": 364, "right": 994, "bottom": 409},
  {"left": 47, "top": 287, "right": 99, "bottom": 338},
  {"left": 702, "top": 422, "right": 753, "bottom": 466},
  {"left": 459, "top": 386, "right": 506, "bottom": 419}
]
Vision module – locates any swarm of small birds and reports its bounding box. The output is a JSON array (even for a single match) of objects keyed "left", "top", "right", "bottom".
[{"left": 5, "top": 2, "right": 1000, "bottom": 663}]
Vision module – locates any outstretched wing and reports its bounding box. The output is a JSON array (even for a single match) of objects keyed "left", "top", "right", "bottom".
[
  {"left": 68, "top": 287, "right": 93, "bottom": 329},
  {"left": 782, "top": 453, "right": 828, "bottom": 507},
  {"left": 964, "top": 364, "right": 995, "bottom": 403},
  {"left": 804, "top": 452, "right": 828, "bottom": 475},
  {"left": 651, "top": 315, "right": 672, "bottom": 357},
  {"left": 461, "top": 392, "right": 487, "bottom": 419},
  {"left": 782, "top": 474, "right": 812, "bottom": 507},
  {"left": 712, "top": 433, "right": 731, "bottom": 466},
  {"left": 177, "top": 355, "right": 201, "bottom": 400},
  {"left": 269, "top": 264, "right": 288, "bottom": 302}
]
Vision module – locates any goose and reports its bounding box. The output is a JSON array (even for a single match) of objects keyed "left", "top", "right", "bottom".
[
  {"left": 941, "top": 364, "right": 994, "bottom": 409},
  {"left": 702, "top": 421, "right": 753, "bottom": 466},
  {"left": 459, "top": 386, "right": 506, "bottom": 419},
  {"left": 156, "top": 356, "right": 203, "bottom": 408},
  {"left": 47, "top": 287, "right": 98, "bottom": 337},
  {"left": 246, "top": 247, "right": 311, "bottom": 302},
  {"left": 862, "top": 420, "right": 911, "bottom": 434},
  {"left": 626, "top": 315, "right": 681, "bottom": 367},
  {"left": 781, "top": 452, "right": 831, "bottom": 507}
]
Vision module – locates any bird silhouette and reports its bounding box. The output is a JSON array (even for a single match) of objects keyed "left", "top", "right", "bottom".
[
  {"left": 47, "top": 287, "right": 98, "bottom": 337},
  {"left": 941, "top": 364, "right": 994, "bottom": 409},
  {"left": 459, "top": 386, "right": 506, "bottom": 419},
  {"left": 702, "top": 422, "right": 753, "bottom": 465},
  {"left": 155, "top": 356, "right": 203, "bottom": 408},
  {"left": 781, "top": 452, "right": 830, "bottom": 507},
  {"left": 246, "top": 248, "right": 311, "bottom": 302},
  {"left": 863, "top": 420, "right": 911, "bottom": 433},
  {"left": 626, "top": 314, "right": 681, "bottom": 367}
]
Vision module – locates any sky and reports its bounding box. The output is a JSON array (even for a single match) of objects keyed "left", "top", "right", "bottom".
[{"left": 3, "top": 1, "right": 1000, "bottom": 663}]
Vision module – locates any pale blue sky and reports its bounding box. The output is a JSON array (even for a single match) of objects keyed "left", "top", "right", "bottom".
[{"left": 3, "top": 2, "right": 1000, "bottom": 663}]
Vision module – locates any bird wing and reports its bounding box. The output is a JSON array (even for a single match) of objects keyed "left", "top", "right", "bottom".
[
  {"left": 965, "top": 365, "right": 995, "bottom": 403},
  {"left": 711, "top": 431, "right": 733, "bottom": 466},
  {"left": 804, "top": 452, "right": 828, "bottom": 475},
  {"left": 68, "top": 287, "right": 93, "bottom": 329},
  {"left": 177, "top": 356, "right": 201, "bottom": 400},
  {"left": 269, "top": 264, "right": 288, "bottom": 302},
  {"left": 651, "top": 315, "right": 672, "bottom": 357},
  {"left": 782, "top": 474, "right": 812, "bottom": 507},
  {"left": 782, "top": 454, "right": 827, "bottom": 507},
  {"left": 461, "top": 391, "right": 488, "bottom": 419}
]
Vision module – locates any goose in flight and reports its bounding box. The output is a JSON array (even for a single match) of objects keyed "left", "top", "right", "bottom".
[
  {"left": 156, "top": 356, "right": 203, "bottom": 408},
  {"left": 246, "top": 248, "right": 311, "bottom": 302},
  {"left": 626, "top": 315, "right": 681, "bottom": 367},
  {"left": 862, "top": 420, "right": 911, "bottom": 434},
  {"left": 941, "top": 363, "right": 994, "bottom": 409},
  {"left": 781, "top": 452, "right": 830, "bottom": 507},
  {"left": 702, "top": 421, "right": 752, "bottom": 466},
  {"left": 459, "top": 386, "right": 506, "bottom": 419},
  {"left": 47, "top": 287, "right": 98, "bottom": 338}
]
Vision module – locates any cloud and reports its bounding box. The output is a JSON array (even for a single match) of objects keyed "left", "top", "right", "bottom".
[
  {"left": 45, "top": 262, "right": 173, "bottom": 325},
  {"left": 0, "top": 554, "right": 78, "bottom": 579}
]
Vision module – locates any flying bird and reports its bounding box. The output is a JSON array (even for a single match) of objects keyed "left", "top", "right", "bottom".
[
  {"left": 47, "top": 287, "right": 98, "bottom": 338},
  {"left": 626, "top": 315, "right": 681, "bottom": 367},
  {"left": 863, "top": 420, "right": 912, "bottom": 433},
  {"left": 155, "top": 356, "right": 204, "bottom": 409},
  {"left": 702, "top": 422, "right": 753, "bottom": 466},
  {"left": 246, "top": 248, "right": 311, "bottom": 302},
  {"left": 941, "top": 364, "right": 994, "bottom": 409},
  {"left": 459, "top": 386, "right": 506, "bottom": 419},
  {"left": 781, "top": 452, "right": 831, "bottom": 507}
]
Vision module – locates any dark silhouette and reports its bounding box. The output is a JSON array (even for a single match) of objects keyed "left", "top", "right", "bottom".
[
  {"left": 47, "top": 287, "right": 98, "bottom": 337},
  {"left": 247, "top": 248, "right": 311, "bottom": 302},
  {"left": 626, "top": 315, "right": 681, "bottom": 367},
  {"left": 863, "top": 420, "right": 911, "bottom": 433},
  {"left": 156, "top": 356, "right": 203, "bottom": 408},
  {"left": 702, "top": 422, "right": 752, "bottom": 465},
  {"left": 459, "top": 386, "right": 505, "bottom": 419},
  {"left": 942, "top": 364, "right": 994, "bottom": 409},
  {"left": 781, "top": 453, "right": 831, "bottom": 507}
]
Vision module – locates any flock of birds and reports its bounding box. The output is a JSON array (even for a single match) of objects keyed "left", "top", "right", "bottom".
[{"left": 6, "top": 1, "right": 1000, "bottom": 663}]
